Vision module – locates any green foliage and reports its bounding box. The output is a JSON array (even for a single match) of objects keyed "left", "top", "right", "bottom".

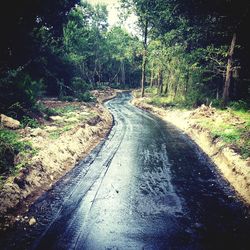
[
  {"left": 0, "top": 129, "right": 32, "bottom": 175},
  {"left": 64, "top": 4, "right": 141, "bottom": 89},
  {"left": 209, "top": 99, "right": 224, "bottom": 108},
  {"left": 72, "top": 77, "right": 90, "bottom": 93},
  {"left": 49, "top": 131, "right": 61, "bottom": 140},
  {"left": 33, "top": 102, "right": 58, "bottom": 117},
  {"left": 51, "top": 105, "right": 78, "bottom": 115},
  {"left": 1, "top": 0, "right": 249, "bottom": 121},
  {"left": 77, "top": 92, "right": 96, "bottom": 102},
  {"left": 211, "top": 127, "right": 241, "bottom": 143},
  {"left": 20, "top": 116, "right": 40, "bottom": 128},
  {"left": 0, "top": 0, "right": 142, "bottom": 120},
  {"left": 0, "top": 73, "right": 44, "bottom": 117},
  {"left": 229, "top": 100, "right": 249, "bottom": 111},
  {"left": 147, "top": 95, "right": 172, "bottom": 107},
  {"left": 122, "top": 0, "right": 249, "bottom": 106},
  {"left": 211, "top": 126, "right": 249, "bottom": 159},
  {"left": 196, "top": 109, "right": 250, "bottom": 159}
]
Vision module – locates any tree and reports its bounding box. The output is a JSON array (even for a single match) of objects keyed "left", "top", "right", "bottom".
[
  {"left": 124, "top": 0, "right": 250, "bottom": 106},
  {"left": 222, "top": 33, "right": 237, "bottom": 106},
  {"left": 121, "top": 0, "right": 156, "bottom": 96},
  {"left": 0, "top": 0, "right": 79, "bottom": 112}
]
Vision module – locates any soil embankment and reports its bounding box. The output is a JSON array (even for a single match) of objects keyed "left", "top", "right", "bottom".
[
  {"left": 0, "top": 88, "right": 117, "bottom": 226},
  {"left": 132, "top": 96, "right": 250, "bottom": 204}
]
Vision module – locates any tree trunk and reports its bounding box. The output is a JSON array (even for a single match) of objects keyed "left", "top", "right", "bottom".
[
  {"left": 150, "top": 62, "right": 154, "bottom": 88},
  {"left": 164, "top": 70, "right": 169, "bottom": 95},
  {"left": 216, "top": 88, "right": 219, "bottom": 99},
  {"left": 173, "top": 85, "right": 178, "bottom": 100},
  {"left": 164, "top": 79, "right": 168, "bottom": 95},
  {"left": 157, "top": 68, "right": 163, "bottom": 94},
  {"left": 222, "top": 33, "right": 237, "bottom": 107},
  {"left": 184, "top": 71, "right": 189, "bottom": 99},
  {"left": 173, "top": 77, "right": 179, "bottom": 100},
  {"left": 121, "top": 61, "right": 125, "bottom": 88},
  {"left": 141, "top": 19, "right": 148, "bottom": 97}
]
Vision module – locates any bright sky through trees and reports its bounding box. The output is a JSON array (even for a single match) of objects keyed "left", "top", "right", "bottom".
[{"left": 86, "top": 0, "right": 138, "bottom": 34}]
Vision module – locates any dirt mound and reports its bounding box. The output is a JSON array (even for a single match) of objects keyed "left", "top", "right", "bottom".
[{"left": 190, "top": 104, "right": 216, "bottom": 118}]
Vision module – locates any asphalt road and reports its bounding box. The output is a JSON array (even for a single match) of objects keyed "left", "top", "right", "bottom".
[{"left": 2, "top": 92, "right": 250, "bottom": 250}]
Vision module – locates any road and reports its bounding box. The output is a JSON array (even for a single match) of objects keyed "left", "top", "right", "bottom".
[{"left": 2, "top": 92, "right": 250, "bottom": 249}]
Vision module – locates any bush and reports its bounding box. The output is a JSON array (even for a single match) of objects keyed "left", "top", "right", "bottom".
[
  {"left": 72, "top": 77, "right": 89, "bottom": 93},
  {"left": 209, "top": 99, "right": 223, "bottom": 108},
  {"left": 33, "top": 102, "right": 58, "bottom": 117},
  {"left": 109, "top": 82, "right": 123, "bottom": 89},
  {"left": 77, "top": 92, "right": 96, "bottom": 102},
  {"left": 0, "top": 72, "right": 44, "bottom": 117},
  {"left": 229, "top": 100, "right": 249, "bottom": 111},
  {"left": 20, "top": 116, "right": 40, "bottom": 128},
  {"left": 96, "top": 83, "right": 109, "bottom": 90},
  {"left": 0, "top": 129, "right": 31, "bottom": 175}
]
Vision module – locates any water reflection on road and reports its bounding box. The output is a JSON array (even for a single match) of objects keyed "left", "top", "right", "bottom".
[{"left": 2, "top": 92, "right": 250, "bottom": 250}]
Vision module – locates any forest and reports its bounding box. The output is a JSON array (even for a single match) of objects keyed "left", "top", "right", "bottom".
[
  {"left": 0, "top": 0, "right": 250, "bottom": 173},
  {"left": 0, "top": 0, "right": 142, "bottom": 118},
  {"left": 1, "top": 0, "right": 250, "bottom": 118}
]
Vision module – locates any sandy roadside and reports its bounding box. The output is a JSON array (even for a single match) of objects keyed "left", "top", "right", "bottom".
[{"left": 0, "top": 88, "right": 118, "bottom": 227}]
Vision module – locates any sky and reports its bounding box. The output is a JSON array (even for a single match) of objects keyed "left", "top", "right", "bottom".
[{"left": 86, "top": 0, "right": 138, "bottom": 34}]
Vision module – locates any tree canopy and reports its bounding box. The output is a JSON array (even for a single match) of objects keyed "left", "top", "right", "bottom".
[
  {"left": 121, "top": 0, "right": 250, "bottom": 106},
  {"left": 0, "top": 0, "right": 249, "bottom": 116}
]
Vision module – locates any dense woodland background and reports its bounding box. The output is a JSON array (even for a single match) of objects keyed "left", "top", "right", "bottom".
[{"left": 0, "top": 0, "right": 250, "bottom": 119}]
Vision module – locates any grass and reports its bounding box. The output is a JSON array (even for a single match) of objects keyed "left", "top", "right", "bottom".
[
  {"left": 138, "top": 88, "right": 250, "bottom": 159},
  {"left": 47, "top": 107, "right": 98, "bottom": 140},
  {"left": 0, "top": 100, "right": 99, "bottom": 185},
  {"left": 143, "top": 87, "right": 187, "bottom": 109},
  {"left": 197, "top": 112, "right": 250, "bottom": 159},
  {"left": 48, "top": 125, "right": 75, "bottom": 140},
  {"left": 49, "top": 130, "right": 61, "bottom": 140},
  {"left": 0, "top": 128, "right": 35, "bottom": 177},
  {"left": 20, "top": 116, "right": 40, "bottom": 128},
  {"left": 52, "top": 105, "right": 79, "bottom": 115},
  {"left": 147, "top": 96, "right": 177, "bottom": 107}
]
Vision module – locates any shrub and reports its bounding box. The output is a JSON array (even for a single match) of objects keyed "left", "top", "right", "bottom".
[
  {"left": 229, "top": 100, "right": 249, "bottom": 111},
  {"left": 0, "top": 72, "right": 44, "bottom": 117},
  {"left": 96, "top": 83, "right": 109, "bottom": 90},
  {"left": 20, "top": 116, "right": 40, "bottom": 128},
  {"left": 0, "top": 129, "right": 31, "bottom": 175},
  {"left": 209, "top": 99, "right": 223, "bottom": 108},
  {"left": 77, "top": 92, "right": 96, "bottom": 102},
  {"left": 33, "top": 102, "right": 58, "bottom": 117},
  {"left": 72, "top": 77, "right": 89, "bottom": 93}
]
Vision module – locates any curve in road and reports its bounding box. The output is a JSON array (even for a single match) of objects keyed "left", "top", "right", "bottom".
[{"left": 2, "top": 92, "right": 250, "bottom": 250}]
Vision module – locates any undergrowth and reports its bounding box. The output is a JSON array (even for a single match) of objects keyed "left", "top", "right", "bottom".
[
  {"left": 0, "top": 128, "right": 33, "bottom": 177},
  {"left": 140, "top": 88, "right": 250, "bottom": 159}
]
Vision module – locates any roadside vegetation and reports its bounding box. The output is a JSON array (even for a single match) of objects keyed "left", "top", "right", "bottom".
[
  {"left": 136, "top": 87, "right": 250, "bottom": 159},
  {"left": 0, "top": 96, "right": 106, "bottom": 184},
  {"left": 196, "top": 108, "right": 250, "bottom": 159},
  {"left": 0, "top": 129, "right": 32, "bottom": 178}
]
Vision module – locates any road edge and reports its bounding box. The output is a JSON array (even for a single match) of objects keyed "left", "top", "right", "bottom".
[
  {"left": 131, "top": 96, "right": 250, "bottom": 205},
  {"left": 0, "top": 90, "right": 119, "bottom": 227}
]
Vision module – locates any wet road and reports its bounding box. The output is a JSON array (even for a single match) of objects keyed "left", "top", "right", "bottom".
[{"left": 2, "top": 92, "right": 250, "bottom": 249}]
